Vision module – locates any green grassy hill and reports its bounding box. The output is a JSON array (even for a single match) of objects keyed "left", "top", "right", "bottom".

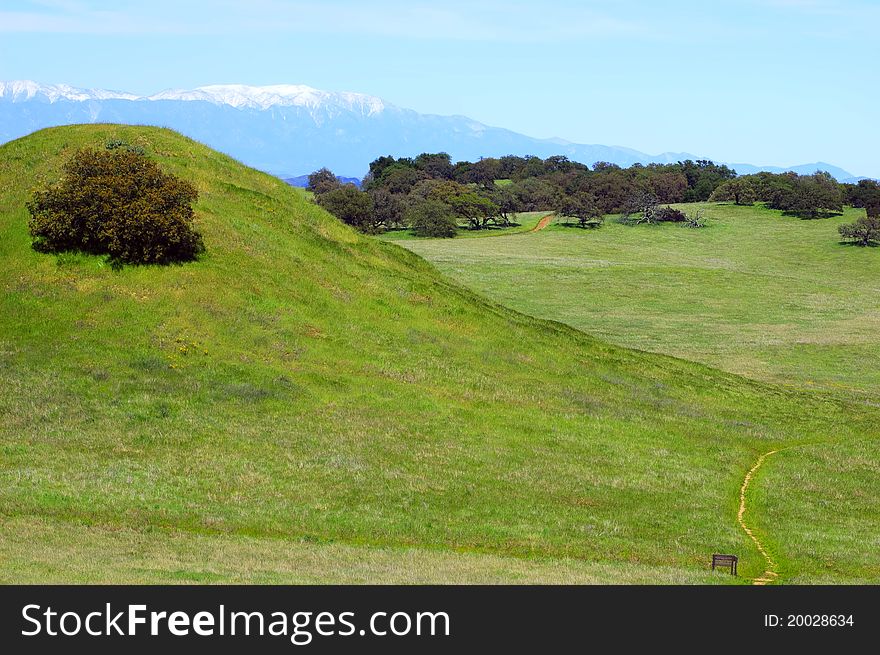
[{"left": 1, "top": 125, "right": 876, "bottom": 583}]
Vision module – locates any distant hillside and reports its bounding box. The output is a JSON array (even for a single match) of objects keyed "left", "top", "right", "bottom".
[
  {"left": 0, "top": 81, "right": 856, "bottom": 180},
  {"left": 283, "top": 174, "right": 361, "bottom": 188},
  {"left": 730, "top": 161, "right": 855, "bottom": 180}
]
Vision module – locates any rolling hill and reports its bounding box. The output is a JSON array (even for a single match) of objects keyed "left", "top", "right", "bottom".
[
  {"left": 0, "top": 125, "right": 876, "bottom": 583},
  {"left": 0, "top": 81, "right": 857, "bottom": 180}
]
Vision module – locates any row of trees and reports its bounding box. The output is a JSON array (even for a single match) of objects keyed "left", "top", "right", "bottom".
[
  {"left": 709, "top": 171, "right": 845, "bottom": 217},
  {"left": 308, "top": 154, "right": 737, "bottom": 236},
  {"left": 308, "top": 153, "right": 880, "bottom": 243}
]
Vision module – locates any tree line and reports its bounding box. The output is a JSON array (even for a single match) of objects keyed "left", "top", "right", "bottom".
[{"left": 308, "top": 153, "right": 880, "bottom": 245}]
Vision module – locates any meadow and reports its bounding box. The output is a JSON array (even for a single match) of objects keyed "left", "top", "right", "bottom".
[
  {"left": 395, "top": 203, "right": 880, "bottom": 400},
  {"left": 1, "top": 126, "right": 877, "bottom": 584}
]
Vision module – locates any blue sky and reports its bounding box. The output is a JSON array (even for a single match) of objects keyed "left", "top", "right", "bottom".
[{"left": 2, "top": 0, "right": 878, "bottom": 176}]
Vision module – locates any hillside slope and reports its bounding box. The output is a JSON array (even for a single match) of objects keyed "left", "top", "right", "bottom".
[{"left": 0, "top": 125, "right": 876, "bottom": 583}]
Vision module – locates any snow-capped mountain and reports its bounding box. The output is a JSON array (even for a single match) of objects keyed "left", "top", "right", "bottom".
[
  {"left": 148, "top": 84, "right": 386, "bottom": 114},
  {"left": 0, "top": 80, "right": 141, "bottom": 103},
  {"left": 0, "top": 80, "right": 856, "bottom": 179},
  {"left": 0, "top": 80, "right": 385, "bottom": 115}
]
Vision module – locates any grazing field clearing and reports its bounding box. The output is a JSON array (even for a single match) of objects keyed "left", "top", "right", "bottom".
[
  {"left": 380, "top": 211, "right": 551, "bottom": 241},
  {"left": 395, "top": 203, "right": 880, "bottom": 400},
  {"left": 1, "top": 126, "right": 877, "bottom": 584}
]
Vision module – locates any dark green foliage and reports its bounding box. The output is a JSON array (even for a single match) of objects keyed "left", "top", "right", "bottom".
[
  {"left": 27, "top": 147, "right": 203, "bottom": 265},
  {"left": 307, "top": 167, "right": 341, "bottom": 195},
  {"left": 360, "top": 154, "right": 736, "bottom": 224},
  {"left": 330, "top": 152, "right": 848, "bottom": 236},
  {"left": 655, "top": 206, "right": 687, "bottom": 222},
  {"left": 490, "top": 185, "right": 519, "bottom": 226},
  {"left": 413, "top": 152, "right": 454, "bottom": 180},
  {"left": 710, "top": 178, "right": 756, "bottom": 205},
  {"left": 407, "top": 199, "right": 458, "bottom": 237},
  {"left": 620, "top": 190, "right": 660, "bottom": 224},
  {"left": 377, "top": 166, "right": 428, "bottom": 195},
  {"left": 648, "top": 170, "right": 689, "bottom": 204},
  {"left": 556, "top": 190, "right": 603, "bottom": 228},
  {"left": 838, "top": 215, "right": 880, "bottom": 246},
  {"left": 369, "top": 188, "right": 406, "bottom": 229},
  {"left": 620, "top": 192, "right": 687, "bottom": 226},
  {"left": 843, "top": 179, "right": 880, "bottom": 216},
  {"left": 316, "top": 185, "right": 377, "bottom": 232},
  {"left": 769, "top": 171, "right": 843, "bottom": 218},
  {"left": 512, "top": 178, "right": 559, "bottom": 211},
  {"left": 450, "top": 191, "right": 499, "bottom": 230},
  {"left": 678, "top": 160, "right": 736, "bottom": 202},
  {"left": 459, "top": 158, "right": 500, "bottom": 189},
  {"left": 404, "top": 179, "right": 500, "bottom": 230}
]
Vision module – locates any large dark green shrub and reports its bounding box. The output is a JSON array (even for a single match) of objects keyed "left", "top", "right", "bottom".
[
  {"left": 306, "top": 167, "right": 341, "bottom": 195},
  {"left": 27, "top": 147, "right": 203, "bottom": 265},
  {"left": 839, "top": 215, "right": 880, "bottom": 246},
  {"left": 556, "top": 190, "right": 603, "bottom": 227},
  {"left": 407, "top": 199, "right": 458, "bottom": 238},
  {"left": 315, "top": 185, "right": 377, "bottom": 232}
]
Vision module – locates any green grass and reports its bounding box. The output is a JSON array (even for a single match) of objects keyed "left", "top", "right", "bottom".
[
  {"left": 398, "top": 203, "right": 880, "bottom": 400},
  {"left": 1, "top": 126, "right": 877, "bottom": 584},
  {"left": 380, "top": 211, "right": 551, "bottom": 241},
  {"left": 0, "top": 516, "right": 726, "bottom": 584}
]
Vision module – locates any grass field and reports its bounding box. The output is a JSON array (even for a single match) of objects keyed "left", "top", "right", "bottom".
[
  {"left": 380, "top": 211, "right": 551, "bottom": 241},
  {"left": 1, "top": 126, "right": 877, "bottom": 584},
  {"left": 396, "top": 204, "right": 880, "bottom": 400}
]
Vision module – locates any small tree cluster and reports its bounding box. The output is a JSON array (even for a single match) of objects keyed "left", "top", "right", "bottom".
[
  {"left": 315, "top": 185, "right": 379, "bottom": 233},
  {"left": 27, "top": 147, "right": 203, "bottom": 265},
  {"left": 407, "top": 200, "right": 458, "bottom": 237},
  {"left": 838, "top": 216, "right": 880, "bottom": 246},
  {"left": 765, "top": 171, "right": 844, "bottom": 218},
  {"left": 709, "top": 177, "right": 756, "bottom": 205},
  {"left": 556, "top": 190, "right": 602, "bottom": 227},
  {"left": 307, "top": 167, "right": 342, "bottom": 195}
]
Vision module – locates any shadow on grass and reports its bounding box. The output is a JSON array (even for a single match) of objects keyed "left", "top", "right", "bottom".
[
  {"left": 462, "top": 222, "right": 522, "bottom": 232},
  {"left": 36, "top": 244, "right": 201, "bottom": 271},
  {"left": 783, "top": 210, "right": 844, "bottom": 220},
  {"left": 838, "top": 240, "right": 879, "bottom": 247}
]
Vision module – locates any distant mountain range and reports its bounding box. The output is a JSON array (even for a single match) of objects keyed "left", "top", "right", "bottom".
[
  {"left": 0, "top": 80, "right": 861, "bottom": 181},
  {"left": 282, "top": 174, "right": 361, "bottom": 189}
]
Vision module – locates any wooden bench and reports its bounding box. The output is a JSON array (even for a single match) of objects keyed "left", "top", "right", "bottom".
[{"left": 712, "top": 554, "right": 738, "bottom": 575}]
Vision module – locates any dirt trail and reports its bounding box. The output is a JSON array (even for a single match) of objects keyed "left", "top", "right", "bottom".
[
  {"left": 737, "top": 450, "right": 780, "bottom": 585},
  {"left": 531, "top": 213, "right": 555, "bottom": 232}
]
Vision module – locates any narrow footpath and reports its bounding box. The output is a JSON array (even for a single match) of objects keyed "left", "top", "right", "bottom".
[
  {"left": 531, "top": 213, "right": 554, "bottom": 232},
  {"left": 737, "top": 450, "right": 780, "bottom": 585}
]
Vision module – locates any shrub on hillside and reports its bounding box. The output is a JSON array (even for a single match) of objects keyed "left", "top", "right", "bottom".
[
  {"left": 838, "top": 215, "right": 880, "bottom": 246},
  {"left": 316, "top": 185, "right": 378, "bottom": 232},
  {"left": 407, "top": 199, "right": 458, "bottom": 237},
  {"left": 27, "top": 147, "right": 203, "bottom": 265},
  {"left": 307, "top": 167, "right": 342, "bottom": 195}
]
